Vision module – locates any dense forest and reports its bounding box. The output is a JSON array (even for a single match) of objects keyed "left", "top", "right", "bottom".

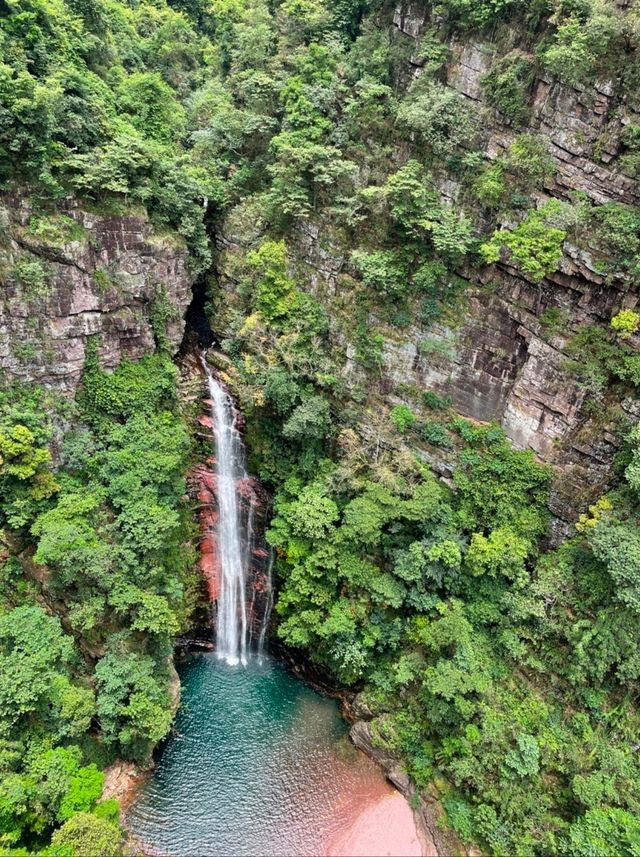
[{"left": 1, "top": 0, "right": 640, "bottom": 854}]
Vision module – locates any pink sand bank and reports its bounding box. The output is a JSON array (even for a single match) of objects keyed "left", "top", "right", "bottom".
[{"left": 327, "top": 787, "right": 437, "bottom": 857}]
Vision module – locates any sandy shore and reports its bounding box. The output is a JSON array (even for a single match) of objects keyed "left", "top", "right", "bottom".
[{"left": 327, "top": 786, "right": 436, "bottom": 857}]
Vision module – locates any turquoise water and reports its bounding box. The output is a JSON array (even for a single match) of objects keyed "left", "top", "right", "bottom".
[{"left": 126, "top": 654, "right": 385, "bottom": 856}]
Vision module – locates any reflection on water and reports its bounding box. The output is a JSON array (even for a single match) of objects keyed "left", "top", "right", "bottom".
[{"left": 126, "top": 654, "right": 389, "bottom": 857}]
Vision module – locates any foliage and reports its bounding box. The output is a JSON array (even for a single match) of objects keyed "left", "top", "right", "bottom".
[
  {"left": 611, "top": 309, "right": 639, "bottom": 339},
  {"left": 481, "top": 51, "right": 535, "bottom": 126},
  {"left": 481, "top": 202, "right": 566, "bottom": 281},
  {"left": 390, "top": 405, "right": 417, "bottom": 432},
  {"left": 3, "top": 1, "right": 640, "bottom": 856},
  {"left": 0, "top": 352, "right": 194, "bottom": 850},
  {"left": 397, "top": 79, "right": 475, "bottom": 159},
  {"left": 49, "top": 812, "right": 123, "bottom": 857},
  {"left": 538, "top": 2, "right": 626, "bottom": 88},
  {"left": 436, "top": 0, "right": 525, "bottom": 31}
]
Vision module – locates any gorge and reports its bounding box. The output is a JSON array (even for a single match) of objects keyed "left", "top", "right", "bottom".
[
  {"left": 1, "top": 0, "right": 639, "bottom": 855},
  {"left": 125, "top": 352, "right": 427, "bottom": 857}
]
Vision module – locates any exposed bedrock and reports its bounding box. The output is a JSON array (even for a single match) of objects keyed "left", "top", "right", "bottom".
[{"left": 0, "top": 194, "right": 192, "bottom": 393}]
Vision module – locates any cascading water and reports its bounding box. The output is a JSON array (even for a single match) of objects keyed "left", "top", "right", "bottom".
[{"left": 199, "top": 353, "right": 271, "bottom": 665}]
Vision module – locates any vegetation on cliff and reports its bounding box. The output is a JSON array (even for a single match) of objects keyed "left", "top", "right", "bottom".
[{"left": 1, "top": 0, "right": 640, "bottom": 854}]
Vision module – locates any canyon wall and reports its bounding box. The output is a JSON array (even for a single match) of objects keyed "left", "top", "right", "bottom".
[
  {"left": 215, "top": 1, "right": 639, "bottom": 531},
  {"left": 0, "top": 195, "right": 192, "bottom": 394},
  {"left": 1, "top": 2, "right": 637, "bottom": 534}
]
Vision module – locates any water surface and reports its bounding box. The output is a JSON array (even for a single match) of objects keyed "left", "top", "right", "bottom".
[{"left": 126, "top": 654, "right": 392, "bottom": 856}]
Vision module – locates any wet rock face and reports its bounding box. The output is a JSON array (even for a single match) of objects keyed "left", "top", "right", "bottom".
[{"left": 0, "top": 195, "right": 192, "bottom": 393}]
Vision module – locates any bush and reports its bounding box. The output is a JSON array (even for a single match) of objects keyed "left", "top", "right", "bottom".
[
  {"left": 352, "top": 250, "right": 408, "bottom": 300},
  {"left": 620, "top": 124, "right": 640, "bottom": 177},
  {"left": 539, "top": 5, "right": 623, "bottom": 88},
  {"left": 506, "top": 134, "right": 555, "bottom": 189},
  {"left": 12, "top": 258, "right": 50, "bottom": 299},
  {"left": 49, "top": 812, "right": 123, "bottom": 857},
  {"left": 481, "top": 202, "right": 566, "bottom": 282},
  {"left": 437, "top": 0, "right": 525, "bottom": 31},
  {"left": 473, "top": 163, "right": 507, "bottom": 209},
  {"left": 420, "top": 420, "right": 453, "bottom": 448},
  {"left": 397, "top": 80, "right": 475, "bottom": 159},
  {"left": 423, "top": 390, "right": 452, "bottom": 411},
  {"left": 611, "top": 309, "right": 639, "bottom": 339},
  {"left": 590, "top": 203, "right": 640, "bottom": 278},
  {"left": 390, "top": 405, "right": 417, "bottom": 432}
]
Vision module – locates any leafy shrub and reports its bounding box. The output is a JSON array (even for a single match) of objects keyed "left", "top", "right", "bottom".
[
  {"left": 12, "top": 258, "right": 50, "bottom": 299},
  {"left": 27, "top": 214, "right": 87, "bottom": 246},
  {"left": 423, "top": 390, "right": 452, "bottom": 411},
  {"left": 481, "top": 202, "right": 566, "bottom": 281},
  {"left": 620, "top": 124, "right": 640, "bottom": 177},
  {"left": 397, "top": 80, "right": 475, "bottom": 159},
  {"left": 590, "top": 203, "right": 640, "bottom": 278},
  {"left": 437, "top": 0, "right": 525, "bottom": 31},
  {"left": 352, "top": 250, "right": 408, "bottom": 300},
  {"left": 420, "top": 420, "right": 453, "bottom": 447},
  {"left": 611, "top": 309, "right": 639, "bottom": 338},
  {"left": 50, "top": 812, "right": 123, "bottom": 857},
  {"left": 505, "top": 134, "right": 555, "bottom": 189},
  {"left": 538, "top": 5, "right": 623, "bottom": 88},
  {"left": 473, "top": 163, "right": 508, "bottom": 209},
  {"left": 430, "top": 207, "right": 476, "bottom": 264},
  {"left": 390, "top": 405, "right": 417, "bottom": 432}
]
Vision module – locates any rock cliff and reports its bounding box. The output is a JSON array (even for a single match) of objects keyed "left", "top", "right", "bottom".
[
  {"left": 0, "top": 195, "right": 192, "bottom": 394},
  {"left": 214, "top": 1, "right": 639, "bottom": 530}
]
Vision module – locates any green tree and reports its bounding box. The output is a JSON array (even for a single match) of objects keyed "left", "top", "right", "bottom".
[{"left": 49, "top": 811, "right": 123, "bottom": 857}]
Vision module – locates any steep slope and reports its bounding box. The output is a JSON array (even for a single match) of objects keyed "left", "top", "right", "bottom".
[{"left": 1, "top": 0, "right": 639, "bottom": 855}]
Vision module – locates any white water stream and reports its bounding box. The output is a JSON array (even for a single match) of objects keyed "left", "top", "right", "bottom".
[{"left": 200, "top": 354, "right": 269, "bottom": 665}]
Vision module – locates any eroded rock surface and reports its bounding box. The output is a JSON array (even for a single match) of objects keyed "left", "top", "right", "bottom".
[{"left": 0, "top": 195, "right": 191, "bottom": 393}]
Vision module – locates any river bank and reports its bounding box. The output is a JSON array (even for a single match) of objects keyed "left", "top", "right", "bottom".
[{"left": 327, "top": 788, "right": 427, "bottom": 857}]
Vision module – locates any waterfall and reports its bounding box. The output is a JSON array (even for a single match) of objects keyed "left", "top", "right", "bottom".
[{"left": 199, "top": 354, "right": 271, "bottom": 665}]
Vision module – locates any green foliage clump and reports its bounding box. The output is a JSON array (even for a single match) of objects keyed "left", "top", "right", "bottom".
[
  {"left": 49, "top": 812, "right": 123, "bottom": 857},
  {"left": 390, "top": 405, "right": 417, "bottom": 432},
  {"left": 420, "top": 420, "right": 453, "bottom": 448},
  {"left": 397, "top": 79, "right": 475, "bottom": 160},
  {"left": 620, "top": 124, "right": 640, "bottom": 177},
  {"left": 589, "top": 203, "right": 640, "bottom": 279},
  {"left": 538, "top": 3, "right": 626, "bottom": 88},
  {"left": 611, "top": 309, "right": 639, "bottom": 339},
  {"left": 12, "top": 258, "right": 51, "bottom": 299},
  {"left": 481, "top": 202, "right": 566, "bottom": 281},
  {"left": 437, "top": 0, "right": 525, "bottom": 31}
]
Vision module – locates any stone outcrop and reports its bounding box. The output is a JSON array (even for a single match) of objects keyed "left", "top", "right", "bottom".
[
  {"left": 102, "top": 761, "right": 145, "bottom": 810},
  {"left": 0, "top": 194, "right": 192, "bottom": 393},
  {"left": 387, "top": 3, "right": 640, "bottom": 523}
]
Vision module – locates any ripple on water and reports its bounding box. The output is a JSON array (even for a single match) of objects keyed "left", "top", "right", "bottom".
[{"left": 125, "top": 654, "right": 393, "bottom": 857}]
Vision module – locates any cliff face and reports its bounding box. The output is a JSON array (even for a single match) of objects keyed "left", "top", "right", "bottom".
[
  {"left": 1, "top": 3, "right": 637, "bottom": 531},
  {"left": 383, "top": 4, "right": 639, "bottom": 527},
  {"left": 215, "top": 1, "right": 639, "bottom": 531},
  {"left": 0, "top": 195, "right": 192, "bottom": 394}
]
